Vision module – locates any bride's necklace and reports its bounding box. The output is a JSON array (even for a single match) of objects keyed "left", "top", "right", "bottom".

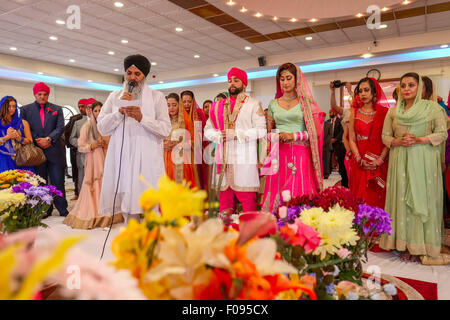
[
  {"left": 282, "top": 94, "right": 297, "bottom": 102},
  {"left": 359, "top": 108, "right": 376, "bottom": 116}
]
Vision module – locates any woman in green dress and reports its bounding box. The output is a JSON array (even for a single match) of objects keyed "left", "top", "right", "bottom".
[{"left": 380, "top": 72, "right": 447, "bottom": 262}]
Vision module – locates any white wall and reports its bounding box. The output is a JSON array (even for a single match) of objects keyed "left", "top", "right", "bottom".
[
  {"left": 162, "top": 57, "right": 450, "bottom": 115},
  {"left": 0, "top": 78, "right": 110, "bottom": 111}
]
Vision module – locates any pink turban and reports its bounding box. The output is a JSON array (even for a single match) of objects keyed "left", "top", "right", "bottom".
[
  {"left": 228, "top": 67, "right": 248, "bottom": 87},
  {"left": 33, "top": 82, "right": 50, "bottom": 95},
  {"left": 78, "top": 98, "right": 87, "bottom": 106},
  {"left": 86, "top": 98, "right": 97, "bottom": 105}
]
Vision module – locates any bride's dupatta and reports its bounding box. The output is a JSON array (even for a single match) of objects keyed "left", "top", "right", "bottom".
[{"left": 274, "top": 65, "right": 324, "bottom": 191}]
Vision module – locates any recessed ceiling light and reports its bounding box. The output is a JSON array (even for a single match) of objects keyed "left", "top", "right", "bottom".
[
  {"left": 56, "top": 20, "right": 65, "bottom": 25},
  {"left": 441, "top": 44, "right": 449, "bottom": 48},
  {"left": 151, "top": 62, "right": 157, "bottom": 66},
  {"left": 255, "top": 12, "right": 262, "bottom": 18},
  {"left": 377, "top": 24, "right": 388, "bottom": 29},
  {"left": 310, "top": 18, "right": 317, "bottom": 22},
  {"left": 69, "top": 59, "right": 75, "bottom": 62},
  {"left": 356, "top": 13, "right": 364, "bottom": 18},
  {"left": 245, "top": 46, "right": 252, "bottom": 50},
  {"left": 121, "top": 39, "right": 128, "bottom": 44},
  {"left": 158, "top": 81, "right": 164, "bottom": 84},
  {"left": 88, "top": 80, "right": 92, "bottom": 82},
  {"left": 381, "top": 7, "right": 389, "bottom": 11},
  {"left": 49, "top": 36, "right": 58, "bottom": 41},
  {"left": 114, "top": 68, "right": 119, "bottom": 71},
  {"left": 362, "top": 53, "right": 373, "bottom": 59},
  {"left": 273, "top": 16, "right": 278, "bottom": 21},
  {"left": 290, "top": 18, "right": 298, "bottom": 22},
  {"left": 194, "top": 55, "right": 200, "bottom": 58},
  {"left": 37, "top": 72, "right": 44, "bottom": 75},
  {"left": 240, "top": 6, "right": 247, "bottom": 13},
  {"left": 114, "top": 2, "right": 124, "bottom": 8},
  {"left": 213, "top": 74, "right": 219, "bottom": 77},
  {"left": 175, "top": 27, "right": 183, "bottom": 32},
  {"left": 305, "top": 36, "right": 313, "bottom": 40},
  {"left": 402, "top": 0, "right": 410, "bottom": 5},
  {"left": 9, "top": 47, "right": 17, "bottom": 51},
  {"left": 226, "top": 0, "right": 235, "bottom": 5},
  {"left": 108, "top": 51, "right": 115, "bottom": 55}
]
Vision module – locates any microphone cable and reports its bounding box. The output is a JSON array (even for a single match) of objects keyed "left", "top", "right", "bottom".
[{"left": 100, "top": 113, "right": 126, "bottom": 260}]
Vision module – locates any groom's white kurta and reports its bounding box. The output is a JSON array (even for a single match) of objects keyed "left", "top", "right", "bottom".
[{"left": 97, "top": 85, "right": 171, "bottom": 216}]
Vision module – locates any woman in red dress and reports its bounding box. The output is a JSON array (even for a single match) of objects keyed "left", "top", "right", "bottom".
[{"left": 349, "top": 77, "right": 391, "bottom": 208}]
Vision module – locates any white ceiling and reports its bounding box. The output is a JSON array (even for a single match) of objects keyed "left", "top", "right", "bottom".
[{"left": 0, "top": 0, "right": 448, "bottom": 78}]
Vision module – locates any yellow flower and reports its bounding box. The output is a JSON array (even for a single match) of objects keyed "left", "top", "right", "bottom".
[
  {"left": 0, "top": 184, "right": 10, "bottom": 189},
  {"left": 140, "top": 175, "right": 207, "bottom": 224}
]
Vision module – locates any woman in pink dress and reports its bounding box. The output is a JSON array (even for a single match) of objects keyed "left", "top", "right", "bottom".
[
  {"left": 262, "top": 63, "right": 323, "bottom": 211},
  {"left": 64, "top": 102, "right": 123, "bottom": 229}
]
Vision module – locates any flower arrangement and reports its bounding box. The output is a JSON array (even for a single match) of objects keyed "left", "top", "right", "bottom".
[
  {"left": 0, "top": 181, "right": 62, "bottom": 233},
  {"left": 111, "top": 175, "right": 317, "bottom": 300},
  {"left": 0, "top": 170, "right": 45, "bottom": 189}
]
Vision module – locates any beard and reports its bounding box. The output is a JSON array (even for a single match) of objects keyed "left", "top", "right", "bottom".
[
  {"left": 228, "top": 85, "right": 244, "bottom": 96},
  {"left": 122, "top": 78, "right": 146, "bottom": 99}
]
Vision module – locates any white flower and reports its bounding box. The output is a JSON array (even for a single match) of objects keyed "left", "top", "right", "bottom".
[
  {"left": 370, "top": 293, "right": 381, "bottom": 300},
  {"left": 281, "top": 190, "right": 291, "bottom": 202},
  {"left": 279, "top": 206, "right": 287, "bottom": 219},
  {"left": 383, "top": 284, "right": 397, "bottom": 296},
  {"left": 347, "top": 292, "right": 359, "bottom": 300},
  {"left": 333, "top": 265, "right": 340, "bottom": 277}
]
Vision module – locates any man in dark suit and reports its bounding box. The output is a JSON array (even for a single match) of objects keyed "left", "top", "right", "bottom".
[
  {"left": 323, "top": 112, "right": 333, "bottom": 179},
  {"left": 329, "top": 110, "right": 348, "bottom": 188},
  {"left": 63, "top": 98, "right": 86, "bottom": 200},
  {"left": 21, "top": 82, "right": 68, "bottom": 217}
]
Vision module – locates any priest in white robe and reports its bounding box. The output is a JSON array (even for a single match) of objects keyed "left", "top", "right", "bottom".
[
  {"left": 204, "top": 67, "right": 266, "bottom": 224},
  {"left": 97, "top": 54, "right": 171, "bottom": 224}
]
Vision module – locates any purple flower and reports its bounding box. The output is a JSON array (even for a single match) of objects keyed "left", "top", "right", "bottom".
[
  {"left": 43, "top": 185, "right": 63, "bottom": 197},
  {"left": 12, "top": 182, "right": 33, "bottom": 194},
  {"left": 40, "top": 194, "right": 53, "bottom": 205},
  {"left": 26, "top": 198, "right": 40, "bottom": 207},
  {"left": 273, "top": 205, "right": 312, "bottom": 229},
  {"left": 25, "top": 186, "right": 49, "bottom": 198},
  {"left": 355, "top": 204, "right": 392, "bottom": 235}
]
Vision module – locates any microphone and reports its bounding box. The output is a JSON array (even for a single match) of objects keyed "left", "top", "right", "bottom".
[{"left": 127, "top": 80, "right": 137, "bottom": 93}]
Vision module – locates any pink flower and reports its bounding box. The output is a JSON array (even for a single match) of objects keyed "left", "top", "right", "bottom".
[
  {"left": 281, "top": 219, "right": 321, "bottom": 253},
  {"left": 279, "top": 206, "right": 287, "bottom": 219},
  {"left": 337, "top": 248, "right": 351, "bottom": 259},
  {"left": 281, "top": 190, "right": 291, "bottom": 202},
  {"left": 237, "top": 211, "right": 277, "bottom": 245}
]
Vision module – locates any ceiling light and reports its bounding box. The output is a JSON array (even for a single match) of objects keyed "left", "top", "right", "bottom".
[
  {"left": 381, "top": 7, "right": 389, "bottom": 11},
  {"left": 114, "top": 68, "right": 119, "bottom": 71},
  {"left": 114, "top": 2, "right": 124, "bottom": 8},
  {"left": 356, "top": 13, "right": 364, "bottom": 18},
  {"left": 226, "top": 0, "right": 235, "bottom": 5},
  {"left": 108, "top": 51, "right": 115, "bottom": 55},
  {"left": 88, "top": 80, "right": 93, "bottom": 82},
  {"left": 273, "top": 16, "right": 278, "bottom": 21},
  {"left": 441, "top": 44, "right": 449, "bottom": 48},
  {"left": 121, "top": 39, "right": 128, "bottom": 44},
  {"left": 402, "top": 0, "right": 410, "bottom": 4},
  {"left": 310, "top": 18, "right": 317, "bottom": 22},
  {"left": 244, "top": 46, "right": 252, "bottom": 50},
  {"left": 151, "top": 62, "right": 157, "bottom": 66},
  {"left": 56, "top": 20, "right": 65, "bottom": 25},
  {"left": 175, "top": 27, "right": 183, "bottom": 32},
  {"left": 305, "top": 36, "right": 313, "bottom": 40},
  {"left": 37, "top": 72, "right": 44, "bottom": 75},
  {"left": 69, "top": 59, "right": 75, "bottom": 62},
  {"left": 240, "top": 6, "right": 247, "bottom": 13},
  {"left": 9, "top": 47, "right": 17, "bottom": 51},
  {"left": 377, "top": 24, "right": 388, "bottom": 29},
  {"left": 362, "top": 53, "right": 373, "bottom": 59},
  {"left": 213, "top": 74, "right": 219, "bottom": 77},
  {"left": 290, "top": 18, "right": 298, "bottom": 22},
  {"left": 194, "top": 55, "right": 200, "bottom": 58},
  {"left": 255, "top": 12, "right": 262, "bottom": 18},
  {"left": 158, "top": 81, "right": 164, "bottom": 84},
  {"left": 49, "top": 36, "right": 58, "bottom": 41}
]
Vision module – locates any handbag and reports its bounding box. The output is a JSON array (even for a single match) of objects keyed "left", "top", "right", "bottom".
[{"left": 12, "top": 140, "right": 46, "bottom": 167}]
